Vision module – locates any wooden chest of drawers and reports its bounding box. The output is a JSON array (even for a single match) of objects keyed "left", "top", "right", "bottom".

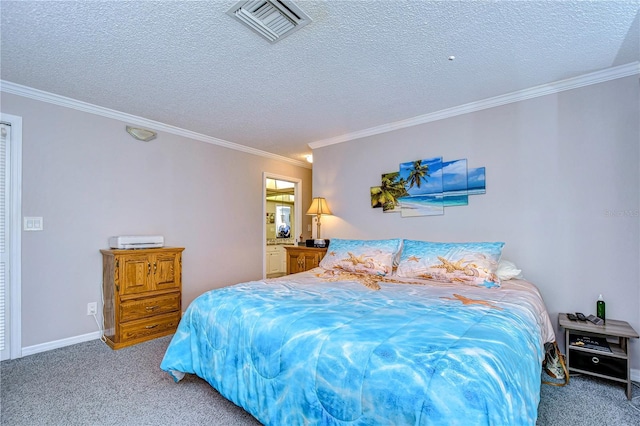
[
  {"left": 101, "top": 247, "right": 184, "bottom": 349},
  {"left": 284, "top": 246, "right": 327, "bottom": 274}
]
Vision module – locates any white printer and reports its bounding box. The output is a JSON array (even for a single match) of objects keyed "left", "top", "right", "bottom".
[{"left": 108, "top": 235, "right": 164, "bottom": 249}]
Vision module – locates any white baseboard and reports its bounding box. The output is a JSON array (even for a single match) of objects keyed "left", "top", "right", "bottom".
[
  {"left": 20, "top": 331, "right": 102, "bottom": 357},
  {"left": 632, "top": 368, "right": 640, "bottom": 384}
]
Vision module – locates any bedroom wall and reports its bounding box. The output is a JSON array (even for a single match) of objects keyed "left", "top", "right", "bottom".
[
  {"left": 311, "top": 75, "right": 640, "bottom": 371},
  {"left": 1, "top": 92, "right": 312, "bottom": 350}
]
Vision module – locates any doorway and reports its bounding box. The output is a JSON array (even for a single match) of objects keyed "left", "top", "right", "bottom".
[
  {"left": 263, "top": 173, "right": 301, "bottom": 279},
  {"left": 0, "top": 113, "right": 22, "bottom": 360}
]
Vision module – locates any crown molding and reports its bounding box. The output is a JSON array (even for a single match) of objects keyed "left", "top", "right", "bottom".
[
  {"left": 0, "top": 81, "right": 311, "bottom": 169},
  {"left": 4, "top": 61, "right": 637, "bottom": 162},
  {"left": 309, "top": 61, "right": 640, "bottom": 149}
]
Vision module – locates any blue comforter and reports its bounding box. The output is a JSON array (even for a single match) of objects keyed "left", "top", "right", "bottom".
[{"left": 161, "top": 271, "right": 554, "bottom": 425}]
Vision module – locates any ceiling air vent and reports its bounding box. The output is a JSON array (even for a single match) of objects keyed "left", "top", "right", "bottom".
[{"left": 227, "top": 0, "right": 312, "bottom": 43}]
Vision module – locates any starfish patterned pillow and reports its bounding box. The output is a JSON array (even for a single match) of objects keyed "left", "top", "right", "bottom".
[
  {"left": 319, "top": 238, "right": 403, "bottom": 276},
  {"left": 396, "top": 240, "right": 505, "bottom": 288}
]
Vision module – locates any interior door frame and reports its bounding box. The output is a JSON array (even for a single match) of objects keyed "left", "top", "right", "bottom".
[
  {"left": 262, "top": 172, "right": 301, "bottom": 279},
  {"left": 0, "top": 112, "right": 22, "bottom": 360}
]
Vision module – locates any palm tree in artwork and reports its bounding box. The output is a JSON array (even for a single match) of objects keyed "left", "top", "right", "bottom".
[
  {"left": 407, "top": 160, "right": 429, "bottom": 189},
  {"left": 388, "top": 173, "right": 409, "bottom": 198},
  {"left": 371, "top": 172, "right": 408, "bottom": 210},
  {"left": 382, "top": 172, "right": 408, "bottom": 210},
  {"left": 371, "top": 186, "right": 385, "bottom": 208},
  {"left": 371, "top": 176, "right": 394, "bottom": 208}
]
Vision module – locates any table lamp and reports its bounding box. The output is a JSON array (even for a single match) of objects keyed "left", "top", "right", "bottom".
[{"left": 306, "top": 197, "right": 332, "bottom": 242}]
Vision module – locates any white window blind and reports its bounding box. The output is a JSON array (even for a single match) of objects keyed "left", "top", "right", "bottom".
[{"left": 0, "top": 123, "right": 9, "bottom": 354}]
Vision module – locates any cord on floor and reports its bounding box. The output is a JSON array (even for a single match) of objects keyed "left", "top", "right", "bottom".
[
  {"left": 94, "top": 281, "right": 106, "bottom": 343},
  {"left": 91, "top": 312, "right": 106, "bottom": 343}
]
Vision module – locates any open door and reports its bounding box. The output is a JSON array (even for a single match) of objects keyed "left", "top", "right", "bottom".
[{"left": 263, "top": 173, "right": 301, "bottom": 279}]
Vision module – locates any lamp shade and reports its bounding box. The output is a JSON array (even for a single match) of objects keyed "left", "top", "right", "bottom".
[{"left": 306, "top": 197, "right": 332, "bottom": 216}]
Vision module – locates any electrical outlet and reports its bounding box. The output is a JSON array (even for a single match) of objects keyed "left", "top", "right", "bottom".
[{"left": 87, "top": 302, "right": 97, "bottom": 316}]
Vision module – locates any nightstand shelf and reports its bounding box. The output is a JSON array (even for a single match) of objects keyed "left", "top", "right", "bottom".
[{"left": 558, "top": 313, "right": 638, "bottom": 399}]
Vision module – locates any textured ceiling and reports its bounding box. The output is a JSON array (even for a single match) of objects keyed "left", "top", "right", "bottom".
[{"left": 1, "top": 1, "right": 639, "bottom": 164}]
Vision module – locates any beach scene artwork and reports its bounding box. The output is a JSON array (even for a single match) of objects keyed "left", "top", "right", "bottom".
[
  {"left": 370, "top": 172, "right": 406, "bottom": 213},
  {"left": 443, "top": 159, "right": 469, "bottom": 207},
  {"left": 370, "top": 157, "right": 486, "bottom": 217},
  {"left": 398, "top": 157, "right": 444, "bottom": 217},
  {"left": 468, "top": 167, "right": 486, "bottom": 195},
  {"left": 371, "top": 186, "right": 383, "bottom": 208}
]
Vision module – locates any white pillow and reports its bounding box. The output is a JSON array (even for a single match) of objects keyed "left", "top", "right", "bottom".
[{"left": 496, "top": 260, "right": 522, "bottom": 280}]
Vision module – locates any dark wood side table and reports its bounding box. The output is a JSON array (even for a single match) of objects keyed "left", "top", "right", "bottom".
[{"left": 558, "top": 313, "right": 638, "bottom": 399}]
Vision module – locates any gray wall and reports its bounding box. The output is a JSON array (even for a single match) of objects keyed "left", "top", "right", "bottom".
[
  {"left": 2, "top": 92, "right": 312, "bottom": 348},
  {"left": 312, "top": 76, "right": 640, "bottom": 370}
]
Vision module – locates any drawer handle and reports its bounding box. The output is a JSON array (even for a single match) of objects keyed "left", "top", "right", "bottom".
[
  {"left": 147, "top": 262, "right": 151, "bottom": 276},
  {"left": 591, "top": 356, "right": 600, "bottom": 364},
  {"left": 145, "top": 305, "right": 159, "bottom": 311},
  {"left": 145, "top": 324, "right": 158, "bottom": 329}
]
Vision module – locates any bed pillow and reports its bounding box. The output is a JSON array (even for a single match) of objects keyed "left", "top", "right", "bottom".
[
  {"left": 320, "top": 238, "right": 403, "bottom": 276},
  {"left": 396, "top": 240, "right": 504, "bottom": 288},
  {"left": 496, "top": 259, "right": 522, "bottom": 281}
]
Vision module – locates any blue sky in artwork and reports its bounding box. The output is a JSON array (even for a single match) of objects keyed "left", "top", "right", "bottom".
[
  {"left": 468, "top": 167, "right": 486, "bottom": 190},
  {"left": 442, "top": 159, "right": 468, "bottom": 192},
  {"left": 399, "top": 157, "right": 443, "bottom": 196}
]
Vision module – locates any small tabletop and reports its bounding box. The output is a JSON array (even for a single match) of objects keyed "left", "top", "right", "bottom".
[
  {"left": 558, "top": 313, "right": 639, "bottom": 339},
  {"left": 284, "top": 246, "right": 328, "bottom": 252}
]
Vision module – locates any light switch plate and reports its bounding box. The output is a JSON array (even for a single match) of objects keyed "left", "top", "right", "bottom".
[{"left": 24, "top": 216, "right": 43, "bottom": 231}]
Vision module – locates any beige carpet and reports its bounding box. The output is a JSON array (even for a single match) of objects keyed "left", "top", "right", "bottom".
[{"left": 1, "top": 336, "right": 638, "bottom": 425}]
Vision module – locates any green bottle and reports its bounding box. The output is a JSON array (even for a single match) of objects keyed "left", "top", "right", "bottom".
[{"left": 596, "top": 294, "right": 605, "bottom": 323}]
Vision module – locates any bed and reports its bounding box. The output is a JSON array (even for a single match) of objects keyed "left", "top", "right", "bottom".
[{"left": 161, "top": 239, "right": 555, "bottom": 425}]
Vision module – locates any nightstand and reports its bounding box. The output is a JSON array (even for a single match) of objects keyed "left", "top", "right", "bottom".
[
  {"left": 558, "top": 313, "right": 638, "bottom": 399},
  {"left": 284, "top": 246, "right": 327, "bottom": 274}
]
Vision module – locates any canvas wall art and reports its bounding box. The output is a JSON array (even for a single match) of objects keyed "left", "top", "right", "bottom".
[
  {"left": 370, "top": 171, "right": 406, "bottom": 213},
  {"left": 371, "top": 157, "right": 486, "bottom": 217},
  {"left": 398, "top": 157, "right": 444, "bottom": 217}
]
